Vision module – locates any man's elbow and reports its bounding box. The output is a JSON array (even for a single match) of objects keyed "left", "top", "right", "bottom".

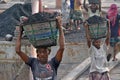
[
  {"left": 15, "top": 48, "right": 21, "bottom": 54},
  {"left": 59, "top": 47, "right": 65, "bottom": 51}
]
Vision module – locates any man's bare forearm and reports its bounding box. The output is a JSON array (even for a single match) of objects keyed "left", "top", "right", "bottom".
[
  {"left": 59, "top": 26, "right": 65, "bottom": 49},
  {"left": 16, "top": 30, "right": 22, "bottom": 54},
  {"left": 15, "top": 26, "right": 29, "bottom": 63}
]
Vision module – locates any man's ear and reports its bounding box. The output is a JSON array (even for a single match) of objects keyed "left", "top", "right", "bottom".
[
  {"left": 37, "top": 54, "right": 39, "bottom": 57},
  {"left": 48, "top": 49, "right": 51, "bottom": 55}
]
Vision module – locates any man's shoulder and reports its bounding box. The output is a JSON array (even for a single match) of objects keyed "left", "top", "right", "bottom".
[
  {"left": 49, "top": 57, "right": 60, "bottom": 65},
  {"left": 29, "top": 57, "right": 36, "bottom": 59},
  {"left": 29, "top": 57, "right": 37, "bottom": 60},
  {"left": 26, "top": 57, "right": 38, "bottom": 64},
  {"left": 48, "top": 57, "right": 56, "bottom": 63}
]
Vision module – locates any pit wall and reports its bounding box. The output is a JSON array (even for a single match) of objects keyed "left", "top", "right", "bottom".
[{"left": 0, "top": 41, "right": 31, "bottom": 80}]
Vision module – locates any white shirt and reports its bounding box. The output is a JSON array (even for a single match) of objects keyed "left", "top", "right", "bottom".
[
  {"left": 88, "top": 8, "right": 100, "bottom": 17},
  {"left": 89, "top": 43, "right": 109, "bottom": 73},
  {"left": 83, "top": 8, "right": 101, "bottom": 21}
]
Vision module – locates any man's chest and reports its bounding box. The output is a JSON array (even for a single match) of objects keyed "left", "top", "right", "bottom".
[{"left": 33, "top": 63, "right": 54, "bottom": 80}]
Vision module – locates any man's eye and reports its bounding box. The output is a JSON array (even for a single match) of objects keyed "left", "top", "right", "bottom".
[{"left": 39, "top": 51, "right": 47, "bottom": 54}]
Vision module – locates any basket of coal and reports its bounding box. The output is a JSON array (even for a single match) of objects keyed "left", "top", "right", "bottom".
[
  {"left": 86, "top": 15, "right": 108, "bottom": 39},
  {"left": 88, "top": 0, "right": 100, "bottom": 4},
  {"left": 22, "top": 12, "right": 59, "bottom": 48}
]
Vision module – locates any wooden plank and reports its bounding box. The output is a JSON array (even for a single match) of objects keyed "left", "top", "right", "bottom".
[{"left": 61, "top": 57, "right": 91, "bottom": 80}]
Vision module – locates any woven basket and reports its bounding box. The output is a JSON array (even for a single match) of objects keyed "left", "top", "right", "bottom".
[
  {"left": 88, "top": 0, "right": 99, "bottom": 4},
  {"left": 88, "top": 21, "right": 108, "bottom": 39},
  {"left": 23, "top": 20, "right": 58, "bottom": 48}
]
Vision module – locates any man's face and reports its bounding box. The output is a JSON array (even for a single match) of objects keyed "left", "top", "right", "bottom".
[
  {"left": 90, "top": 4, "right": 98, "bottom": 13},
  {"left": 37, "top": 48, "right": 50, "bottom": 64},
  {"left": 93, "top": 39, "right": 101, "bottom": 49}
]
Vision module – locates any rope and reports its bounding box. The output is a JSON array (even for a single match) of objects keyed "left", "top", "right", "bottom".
[
  {"left": 97, "top": 23, "right": 100, "bottom": 38},
  {"left": 31, "top": 24, "right": 36, "bottom": 43}
]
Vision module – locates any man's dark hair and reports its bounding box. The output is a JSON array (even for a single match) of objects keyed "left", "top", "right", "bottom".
[{"left": 36, "top": 46, "right": 51, "bottom": 53}]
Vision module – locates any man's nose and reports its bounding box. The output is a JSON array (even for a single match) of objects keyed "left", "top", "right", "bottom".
[{"left": 41, "top": 52, "right": 44, "bottom": 55}]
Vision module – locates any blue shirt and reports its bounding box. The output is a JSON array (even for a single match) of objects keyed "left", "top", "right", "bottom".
[
  {"left": 70, "top": 0, "right": 74, "bottom": 9},
  {"left": 26, "top": 57, "right": 60, "bottom": 80},
  {"left": 107, "top": 14, "right": 120, "bottom": 38}
]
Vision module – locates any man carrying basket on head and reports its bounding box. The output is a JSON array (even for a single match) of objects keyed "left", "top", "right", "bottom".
[
  {"left": 15, "top": 16, "right": 65, "bottom": 80},
  {"left": 84, "top": 15, "right": 111, "bottom": 80},
  {"left": 83, "top": 0, "right": 111, "bottom": 80},
  {"left": 83, "top": 0, "right": 102, "bottom": 19}
]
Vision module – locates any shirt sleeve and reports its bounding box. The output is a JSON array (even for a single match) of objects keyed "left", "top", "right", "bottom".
[
  {"left": 50, "top": 57, "right": 60, "bottom": 74},
  {"left": 106, "top": 15, "right": 108, "bottom": 19},
  {"left": 88, "top": 44, "right": 93, "bottom": 55},
  {"left": 25, "top": 57, "right": 35, "bottom": 67},
  {"left": 118, "top": 14, "right": 120, "bottom": 20},
  {"left": 103, "top": 42, "right": 108, "bottom": 53}
]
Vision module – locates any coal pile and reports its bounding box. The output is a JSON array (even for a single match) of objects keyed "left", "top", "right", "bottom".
[
  {"left": 24, "top": 12, "right": 60, "bottom": 24},
  {"left": 87, "top": 15, "right": 107, "bottom": 25},
  {"left": 0, "top": 3, "right": 32, "bottom": 37}
]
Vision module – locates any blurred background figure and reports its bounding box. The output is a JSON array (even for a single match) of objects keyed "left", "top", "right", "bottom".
[
  {"left": 73, "top": 0, "right": 83, "bottom": 30},
  {"left": 107, "top": 4, "right": 120, "bottom": 61},
  {"left": 83, "top": 0, "right": 102, "bottom": 19},
  {"left": 62, "top": 0, "right": 70, "bottom": 30},
  {"left": 31, "top": 0, "right": 43, "bottom": 14},
  {"left": 69, "top": 0, "right": 83, "bottom": 30}
]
